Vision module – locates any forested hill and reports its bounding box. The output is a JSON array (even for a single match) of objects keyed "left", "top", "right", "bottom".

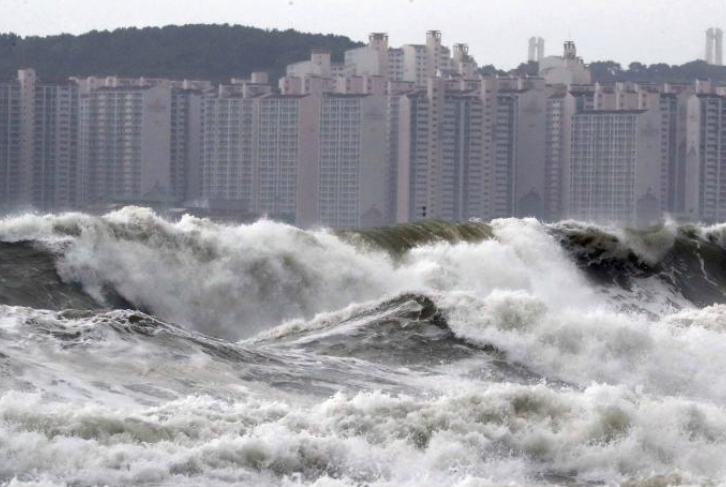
[
  {"left": 0, "top": 24, "right": 363, "bottom": 82},
  {"left": 3, "top": 24, "right": 726, "bottom": 85}
]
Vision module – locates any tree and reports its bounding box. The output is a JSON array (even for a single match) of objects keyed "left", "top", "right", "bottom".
[{"left": 0, "top": 24, "right": 363, "bottom": 82}]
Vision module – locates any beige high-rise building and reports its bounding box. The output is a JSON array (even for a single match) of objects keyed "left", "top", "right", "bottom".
[
  {"left": 255, "top": 94, "right": 320, "bottom": 223},
  {"left": 345, "top": 33, "right": 390, "bottom": 78},
  {"left": 565, "top": 110, "right": 662, "bottom": 225},
  {"left": 200, "top": 91, "right": 386, "bottom": 229},
  {"left": 80, "top": 86, "right": 174, "bottom": 205},
  {"left": 539, "top": 41, "right": 592, "bottom": 85},
  {"left": 200, "top": 93, "right": 318, "bottom": 223},
  {"left": 315, "top": 94, "right": 387, "bottom": 229},
  {"left": 396, "top": 78, "right": 486, "bottom": 222},
  {"left": 511, "top": 80, "right": 548, "bottom": 219},
  {"left": 680, "top": 92, "right": 726, "bottom": 222},
  {"left": 544, "top": 92, "right": 576, "bottom": 221},
  {"left": 297, "top": 30, "right": 479, "bottom": 95},
  {"left": 287, "top": 49, "right": 334, "bottom": 78},
  {"left": 200, "top": 95, "right": 255, "bottom": 208},
  {"left": 79, "top": 81, "right": 202, "bottom": 207}
]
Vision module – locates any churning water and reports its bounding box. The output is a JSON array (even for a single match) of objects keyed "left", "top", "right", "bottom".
[{"left": 2, "top": 207, "right": 726, "bottom": 486}]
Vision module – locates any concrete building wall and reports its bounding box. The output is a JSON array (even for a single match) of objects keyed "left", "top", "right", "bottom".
[
  {"left": 80, "top": 86, "right": 173, "bottom": 205},
  {"left": 295, "top": 95, "right": 321, "bottom": 227},
  {"left": 316, "top": 94, "right": 387, "bottom": 229},
  {"left": 402, "top": 45, "right": 429, "bottom": 87},
  {"left": 184, "top": 92, "right": 203, "bottom": 202},
  {"left": 170, "top": 90, "right": 202, "bottom": 203},
  {"left": 567, "top": 111, "right": 662, "bottom": 225},
  {"left": 683, "top": 94, "right": 726, "bottom": 223},
  {"left": 32, "top": 82, "right": 81, "bottom": 210},
  {"left": 200, "top": 96, "right": 255, "bottom": 205},
  {"left": 18, "top": 69, "right": 36, "bottom": 204},
  {"left": 491, "top": 93, "right": 517, "bottom": 219},
  {"left": 1, "top": 70, "right": 81, "bottom": 211},
  {"left": 0, "top": 80, "right": 22, "bottom": 209},
  {"left": 254, "top": 95, "right": 305, "bottom": 222},
  {"left": 514, "top": 87, "right": 547, "bottom": 219},
  {"left": 396, "top": 82, "right": 487, "bottom": 223},
  {"left": 345, "top": 48, "right": 382, "bottom": 77},
  {"left": 388, "top": 49, "right": 405, "bottom": 82},
  {"left": 139, "top": 87, "right": 173, "bottom": 199}
]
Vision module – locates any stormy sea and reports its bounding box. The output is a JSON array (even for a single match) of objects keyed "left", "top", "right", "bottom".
[{"left": 2, "top": 206, "right": 726, "bottom": 487}]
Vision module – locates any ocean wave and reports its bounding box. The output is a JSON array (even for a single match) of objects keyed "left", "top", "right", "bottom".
[
  {"left": 1, "top": 384, "right": 725, "bottom": 486},
  {"left": 2, "top": 209, "right": 726, "bottom": 485}
]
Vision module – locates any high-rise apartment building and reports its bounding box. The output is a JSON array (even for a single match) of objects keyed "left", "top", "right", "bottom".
[
  {"left": 345, "top": 33, "right": 390, "bottom": 78},
  {"left": 682, "top": 93, "right": 726, "bottom": 222},
  {"left": 170, "top": 90, "right": 203, "bottom": 204},
  {"left": 200, "top": 95, "right": 255, "bottom": 207},
  {"left": 79, "top": 86, "right": 174, "bottom": 205},
  {"left": 78, "top": 81, "right": 202, "bottom": 207},
  {"left": 512, "top": 82, "right": 548, "bottom": 219},
  {"left": 292, "top": 30, "right": 479, "bottom": 97},
  {"left": 706, "top": 28, "right": 724, "bottom": 66},
  {"left": 200, "top": 92, "right": 385, "bottom": 229},
  {"left": 9, "top": 29, "right": 725, "bottom": 230},
  {"left": 544, "top": 92, "right": 576, "bottom": 221},
  {"left": 32, "top": 80, "right": 81, "bottom": 209},
  {"left": 255, "top": 94, "right": 318, "bottom": 223},
  {"left": 316, "top": 94, "right": 387, "bottom": 229},
  {"left": 528, "top": 37, "right": 545, "bottom": 63},
  {"left": 0, "top": 79, "right": 22, "bottom": 209},
  {"left": 566, "top": 110, "right": 662, "bottom": 225},
  {"left": 396, "top": 79, "right": 486, "bottom": 222},
  {"left": 539, "top": 41, "right": 591, "bottom": 85},
  {"left": 0, "top": 69, "right": 81, "bottom": 211}
]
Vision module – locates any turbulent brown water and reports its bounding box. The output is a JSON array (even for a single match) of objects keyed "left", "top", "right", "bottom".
[{"left": 2, "top": 207, "right": 726, "bottom": 486}]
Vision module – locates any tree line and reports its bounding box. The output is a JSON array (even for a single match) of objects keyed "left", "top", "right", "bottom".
[
  {"left": 3, "top": 24, "right": 726, "bottom": 85},
  {"left": 0, "top": 24, "right": 361, "bottom": 82},
  {"left": 510, "top": 59, "right": 726, "bottom": 83}
]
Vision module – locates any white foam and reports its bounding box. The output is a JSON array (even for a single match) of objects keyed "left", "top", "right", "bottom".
[
  {"left": 3, "top": 211, "right": 726, "bottom": 485},
  {"left": 1, "top": 384, "right": 726, "bottom": 486}
]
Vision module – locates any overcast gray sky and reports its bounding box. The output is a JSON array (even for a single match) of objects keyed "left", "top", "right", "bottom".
[{"left": 0, "top": 0, "right": 722, "bottom": 69}]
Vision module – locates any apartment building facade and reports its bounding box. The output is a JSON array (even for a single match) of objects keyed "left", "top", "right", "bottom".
[
  {"left": 0, "top": 69, "right": 81, "bottom": 211},
  {"left": 566, "top": 110, "right": 662, "bottom": 225}
]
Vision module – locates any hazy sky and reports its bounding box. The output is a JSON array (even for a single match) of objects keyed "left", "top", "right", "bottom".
[{"left": 1, "top": 0, "right": 724, "bottom": 69}]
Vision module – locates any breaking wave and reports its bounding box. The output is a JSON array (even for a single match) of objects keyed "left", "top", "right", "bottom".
[{"left": 2, "top": 207, "right": 726, "bottom": 486}]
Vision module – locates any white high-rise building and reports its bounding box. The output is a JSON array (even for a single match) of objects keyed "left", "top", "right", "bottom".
[
  {"left": 528, "top": 37, "right": 545, "bottom": 63},
  {"left": 706, "top": 28, "right": 724, "bottom": 65}
]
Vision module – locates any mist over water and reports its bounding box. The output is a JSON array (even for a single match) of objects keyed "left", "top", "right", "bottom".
[{"left": 2, "top": 207, "right": 726, "bottom": 486}]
